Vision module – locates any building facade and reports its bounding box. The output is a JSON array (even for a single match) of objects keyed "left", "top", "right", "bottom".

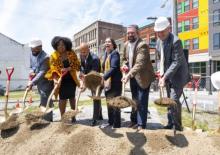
[
  {"left": 73, "top": 20, "right": 125, "bottom": 58},
  {"left": 0, "top": 33, "right": 30, "bottom": 90},
  {"left": 209, "top": 0, "right": 220, "bottom": 73},
  {"left": 177, "top": 0, "right": 210, "bottom": 89}
]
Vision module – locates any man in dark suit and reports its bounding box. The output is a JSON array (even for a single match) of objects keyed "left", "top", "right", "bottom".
[
  {"left": 154, "top": 17, "right": 190, "bottom": 131},
  {"left": 79, "top": 43, "right": 103, "bottom": 126},
  {"left": 122, "top": 25, "right": 155, "bottom": 131}
]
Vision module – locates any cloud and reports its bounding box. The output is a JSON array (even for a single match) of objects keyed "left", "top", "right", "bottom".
[
  {"left": 0, "top": 0, "right": 20, "bottom": 32},
  {"left": 0, "top": 0, "right": 171, "bottom": 53}
]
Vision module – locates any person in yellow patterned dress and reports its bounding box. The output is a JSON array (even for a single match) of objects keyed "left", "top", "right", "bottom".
[{"left": 45, "top": 36, "right": 80, "bottom": 122}]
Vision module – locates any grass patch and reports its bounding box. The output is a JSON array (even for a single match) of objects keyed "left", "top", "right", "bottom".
[
  {"left": 151, "top": 102, "right": 212, "bottom": 131},
  {"left": 0, "top": 90, "right": 39, "bottom": 101}
]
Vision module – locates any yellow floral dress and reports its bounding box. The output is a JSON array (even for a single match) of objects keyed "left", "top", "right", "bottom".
[{"left": 45, "top": 50, "right": 80, "bottom": 99}]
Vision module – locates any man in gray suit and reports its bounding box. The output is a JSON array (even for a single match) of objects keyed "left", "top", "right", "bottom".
[
  {"left": 27, "top": 39, "right": 54, "bottom": 121},
  {"left": 154, "top": 17, "right": 190, "bottom": 131}
]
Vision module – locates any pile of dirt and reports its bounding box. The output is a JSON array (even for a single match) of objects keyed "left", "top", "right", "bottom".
[
  {"left": 84, "top": 71, "right": 102, "bottom": 92},
  {"left": 108, "top": 96, "right": 137, "bottom": 109},
  {"left": 0, "top": 122, "right": 220, "bottom": 155}
]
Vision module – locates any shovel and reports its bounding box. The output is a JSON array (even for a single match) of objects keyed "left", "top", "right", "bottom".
[
  {"left": 154, "top": 86, "right": 176, "bottom": 107},
  {"left": 0, "top": 67, "right": 20, "bottom": 130},
  {"left": 108, "top": 72, "right": 136, "bottom": 109},
  {"left": 192, "top": 74, "right": 201, "bottom": 130},
  {"left": 25, "top": 71, "right": 68, "bottom": 123},
  {"left": 84, "top": 71, "right": 105, "bottom": 100},
  {"left": 22, "top": 73, "right": 36, "bottom": 111},
  {"left": 4, "top": 67, "right": 14, "bottom": 119}
]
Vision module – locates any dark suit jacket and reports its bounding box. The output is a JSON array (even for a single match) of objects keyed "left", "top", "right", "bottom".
[
  {"left": 102, "top": 50, "right": 122, "bottom": 85},
  {"left": 80, "top": 52, "right": 101, "bottom": 74},
  {"left": 123, "top": 38, "right": 155, "bottom": 89},
  {"left": 156, "top": 33, "right": 190, "bottom": 88}
]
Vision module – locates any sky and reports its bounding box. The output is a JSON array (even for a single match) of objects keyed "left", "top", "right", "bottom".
[{"left": 0, "top": 0, "right": 172, "bottom": 53}]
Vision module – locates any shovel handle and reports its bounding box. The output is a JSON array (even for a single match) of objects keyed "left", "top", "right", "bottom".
[
  {"left": 159, "top": 86, "right": 165, "bottom": 99},
  {"left": 46, "top": 70, "right": 68, "bottom": 110},
  {"left": 6, "top": 67, "right": 14, "bottom": 81},
  {"left": 22, "top": 88, "right": 29, "bottom": 108},
  {"left": 75, "top": 91, "right": 81, "bottom": 111},
  {"left": 122, "top": 72, "right": 126, "bottom": 96}
]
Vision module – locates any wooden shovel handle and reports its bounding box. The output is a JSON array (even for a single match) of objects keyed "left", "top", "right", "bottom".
[
  {"left": 122, "top": 72, "right": 126, "bottom": 96},
  {"left": 75, "top": 91, "right": 81, "bottom": 111},
  {"left": 46, "top": 71, "right": 68, "bottom": 110},
  {"left": 159, "top": 86, "right": 165, "bottom": 99},
  {"left": 22, "top": 88, "right": 29, "bottom": 108}
]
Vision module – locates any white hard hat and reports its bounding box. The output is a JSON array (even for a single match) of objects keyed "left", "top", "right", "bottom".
[
  {"left": 154, "top": 17, "right": 170, "bottom": 32},
  {"left": 211, "top": 71, "right": 220, "bottom": 90},
  {"left": 29, "top": 39, "right": 42, "bottom": 48}
]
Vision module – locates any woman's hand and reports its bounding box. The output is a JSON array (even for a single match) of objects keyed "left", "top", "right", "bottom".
[
  {"left": 61, "top": 67, "right": 71, "bottom": 73},
  {"left": 53, "top": 79, "right": 59, "bottom": 85}
]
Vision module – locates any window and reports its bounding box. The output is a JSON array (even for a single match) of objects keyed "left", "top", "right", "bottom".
[
  {"left": 216, "top": 61, "right": 220, "bottom": 71},
  {"left": 184, "top": 40, "right": 190, "bottom": 49},
  {"left": 177, "top": 3, "right": 182, "bottom": 14},
  {"left": 214, "top": 0, "right": 220, "bottom": 3},
  {"left": 213, "top": 33, "right": 220, "bottom": 50},
  {"left": 192, "top": 0, "right": 198, "bottom": 9},
  {"left": 178, "top": 22, "right": 182, "bottom": 33},
  {"left": 149, "top": 34, "right": 156, "bottom": 48},
  {"left": 189, "top": 62, "right": 206, "bottom": 76},
  {"left": 184, "top": 20, "right": 190, "bottom": 31},
  {"left": 213, "top": 9, "right": 220, "bottom": 26},
  {"left": 192, "top": 38, "right": 199, "bottom": 49},
  {"left": 192, "top": 17, "right": 199, "bottom": 29},
  {"left": 184, "top": 0, "right": 190, "bottom": 12}
]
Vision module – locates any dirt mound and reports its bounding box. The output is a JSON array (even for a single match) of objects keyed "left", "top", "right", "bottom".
[{"left": 0, "top": 123, "right": 220, "bottom": 155}]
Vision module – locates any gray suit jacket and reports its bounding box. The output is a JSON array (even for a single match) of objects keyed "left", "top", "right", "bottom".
[
  {"left": 30, "top": 51, "right": 53, "bottom": 92},
  {"left": 156, "top": 33, "right": 190, "bottom": 89}
]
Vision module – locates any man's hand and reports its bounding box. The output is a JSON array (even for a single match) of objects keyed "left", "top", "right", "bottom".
[
  {"left": 122, "top": 74, "right": 131, "bottom": 84},
  {"left": 79, "top": 72, "right": 85, "bottom": 80},
  {"left": 159, "top": 76, "right": 166, "bottom": 87},
  {"left": 27, "top": 81, "right": 33, "bottom": 91},
  {"left": 121, "top": 65, "right": 129, "bottom": 73},
  {"left": 79, "top": 82, "right": 86, "bottom": 92}
]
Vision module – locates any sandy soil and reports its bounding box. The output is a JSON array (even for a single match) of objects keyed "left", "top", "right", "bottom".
[{"left": 0, "top": 122, "right": 220, "bottom": 155}]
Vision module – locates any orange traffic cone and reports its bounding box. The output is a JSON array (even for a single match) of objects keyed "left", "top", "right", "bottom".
[
  {"left": 29, "top": 95, "right": 33, "bottom": 105},
  {"left": 16, "top": 100, "right": 20, "bottom": 109}
]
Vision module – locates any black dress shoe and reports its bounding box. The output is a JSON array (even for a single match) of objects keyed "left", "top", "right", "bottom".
[
  {"left": 91, "top": 120, "right": 97, "bottom": 126},
  {"left": 163, "top": 125, "right": 173, "bottom": 129},
  {"left": 175, "top": 126, "right": 183, "bottom": 131}
]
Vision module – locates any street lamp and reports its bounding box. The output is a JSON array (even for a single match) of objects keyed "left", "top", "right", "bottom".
[
  {"left": 146, "top": 17, "right": 157, "bottom": 20},
  {"left": 209, "top": 56, "right": 213, "bottom": 95}
]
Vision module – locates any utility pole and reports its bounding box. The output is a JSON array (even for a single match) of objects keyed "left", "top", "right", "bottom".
[{"left": 161, "top": 0, "right": 178, "bottom": 35}]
